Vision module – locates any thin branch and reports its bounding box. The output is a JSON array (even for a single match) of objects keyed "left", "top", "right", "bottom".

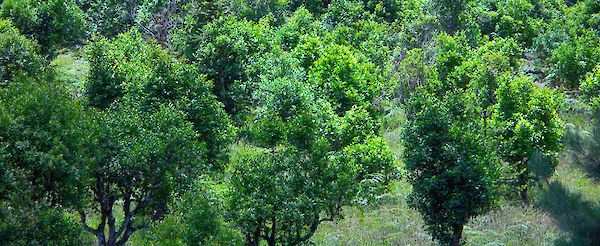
[
  {"left": 115, "top": 194, "right": 132, "bottom": 240},
  {"left": 79, "top": 210, "right": 100, "bottom": 235}
]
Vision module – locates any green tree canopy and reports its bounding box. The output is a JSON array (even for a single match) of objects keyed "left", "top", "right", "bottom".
[
  {"left": 0, "top": 0, "right": 86, "bottom": 54},
  {"left": 0, "top": 19, "right": 44, "bottom": 86},
  {"left": 0, "top": 78, "right": 93, "bottom": 245},
  {"left": 403, "top": 89, "right": 499, "bottom": 246}
]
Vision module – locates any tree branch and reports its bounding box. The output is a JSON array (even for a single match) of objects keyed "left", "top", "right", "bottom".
[
  {"left": 79, "top": 210, "right": 100, "bottom": 236},
  {"left": 115, "top": 194, "right": 132, "bottom": 241}
]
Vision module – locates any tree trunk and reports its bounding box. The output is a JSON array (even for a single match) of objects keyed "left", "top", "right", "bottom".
[
  {"left": 268, "top": 215, "right": 276, "bottom": 246},
  {"left": 520, "top": 185, "right": 529, "bottom": 204},
  {"left": 116, "top": 227, "right": 136, "bottom": 246},
  {"left": 97, "top": 235, "right": 106, "bottom": 246},
  {"left": 247, "top": 223, "right": 261, "bottom": 246},
  {"left": 451, "top": 224, "right": 463, "bottom": 246},
  {"left": 518, "top": 164, "right": 529, "bottom": 204}
]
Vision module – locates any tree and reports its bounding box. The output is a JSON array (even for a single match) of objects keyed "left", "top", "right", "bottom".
[
  {"left": 80, "top": 103, "right": 205, "bottom": 246},
  {"left": 0, "top": 78, "right": 93, "bottom": 245},
  {"left": 549, "top": 29, "right": 600, "bottom": 88},
  {"left": 435, "top": 0, "right": 468, "bottom": 33},
  {"left": 81, "top": 30, "right": 233, "bottom": 245},
  {"left": 77, "top": 0, "right": 139, "bottom": 37},
  {"left": 491, "top": 75, "right": 564, "bottom": 202},
  {"left": 462, "top": 0, "right": 538, "bottom": 45},
  {"left": 85, "top": 30, "right": 233, "bottom": 168},
  {"left": 0, "top": 0, "right": 86, "bottom": 54},
  {"left": 438, "top": 35, "right": 562, "bottom": 203},
  {"left": 0, "top": 78, "right": 92, "bottom": 208},
  {"left": 289, "top": 0, "right": 328, "bottom": 15},
  {"left": 308, "top": 44, "right": 382, "bottom": 115},
  {"left": 172, "top": 14, "right": 275, "bottom": 114},
  {"left": 402, "top": 89, "right": 499, "bottom": 246},
  {"left": 0, "top": 19, "right": 44, "bottom": 86},
  {"left": 227, "top": 76, "right": 395, "bottom": 245}
]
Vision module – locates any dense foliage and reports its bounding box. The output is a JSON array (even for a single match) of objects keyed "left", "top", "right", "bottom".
[
  {"left": 3, "top": 0, "right": 598, "bottom": 245},
  {"left": 0, "top": 78, "right": 92, "bottom": 245},
  {"left": 404, "top": 90, "right": 499, "bottom": 246},
  {"left": 0, "top": 19, "right": 44, "bottom": 85},
  {"left": 0, "top": 0, "right": 86, "bottom": 54}
]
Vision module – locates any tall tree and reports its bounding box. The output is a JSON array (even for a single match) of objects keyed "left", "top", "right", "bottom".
[
  {"left": 81, "top": 30, "right": 233, "bottom": 246},
  {"left": 403, "top": 89, "right": 499, "bottom": 246}
]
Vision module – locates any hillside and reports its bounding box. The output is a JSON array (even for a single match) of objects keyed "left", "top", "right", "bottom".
[{"left": 2, "top": 0, "right": 600, "bottom": 245}]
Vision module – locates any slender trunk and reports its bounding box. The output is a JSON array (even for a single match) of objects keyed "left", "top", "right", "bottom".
[
  {"left": 116, "top": 227, "right": 136, "bottom": 246},
  {"left": 451, "top": 224, "right": 464, "bottom": 246},
  {"left": 268, "top": 214, "right": 276, "bottom": 246},
  {"left": 518, "top": 162, "right": 529, "bottom": 204},
  {"left": 95, "top": 212, "right": 108, "bottom": 246},
  {"left": 520, "top": 185, "right": 529, "bottom": 204},
  {"left": 107, "top": 209, "right": 117, "bottom": 246},
  {"left": 247, "top": 223, "right": 261, "bottom": 246},
  {"left": 97, "top": 234, "right": 106, "bottom": 246}
]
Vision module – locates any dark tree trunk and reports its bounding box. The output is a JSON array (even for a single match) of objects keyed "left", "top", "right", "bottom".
[
  {"left": 520, "top": 184, "right": 529, "bottom": 204},
  {"left": 246, "top": 222, "right": 262, "bottom": 246},
  {"left": 98, "top": 236, "right": 106, "bottom": 246},
  {"left": 268, "top": 215, "right": 276, "bottom": 246},
  {"left": 518, "top": 159, "right": 529, "bottom": 204},
  {"left": 451, "top": 223, "right": 464, "bottom": 246}
]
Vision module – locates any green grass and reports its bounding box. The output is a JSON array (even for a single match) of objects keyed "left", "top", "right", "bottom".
[
  {"left": 312, "top": 119, "right": 600, "bottom": 245},
  {"left": 312, "top": 180, "right": 564, "bottom": 245},
  {"left": 51, "top": 49, "right": 89, "bottom": 97},
  {"left": 312, "top": 181, "right": 432, "bottom": 245}
]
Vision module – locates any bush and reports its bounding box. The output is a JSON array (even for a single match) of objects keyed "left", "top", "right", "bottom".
[
  {"left": 308, "top": 44, "right": 382, "bottom": 115},
  {"left": 463, "top": 0, "right": 538, "bottom": 45},
  {"left": 0, "top": 203, "right": 89, "bottom": 245},
  {"left": 580, "top": 65, "right": 600, "bottom": 109},
  {"left": 549, "top": 29, "right": 600, "bottom": 88},
  {"left": 133, "top": 178, "right": 243, "bottom": 245}
]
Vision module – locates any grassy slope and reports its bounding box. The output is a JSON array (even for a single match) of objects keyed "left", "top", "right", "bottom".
[
  {"left": 313, "top": 116, "right": 600, "bottom": 245},
  {"left": 52, "top": 52, "right": 600, "bottom": 246}
]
